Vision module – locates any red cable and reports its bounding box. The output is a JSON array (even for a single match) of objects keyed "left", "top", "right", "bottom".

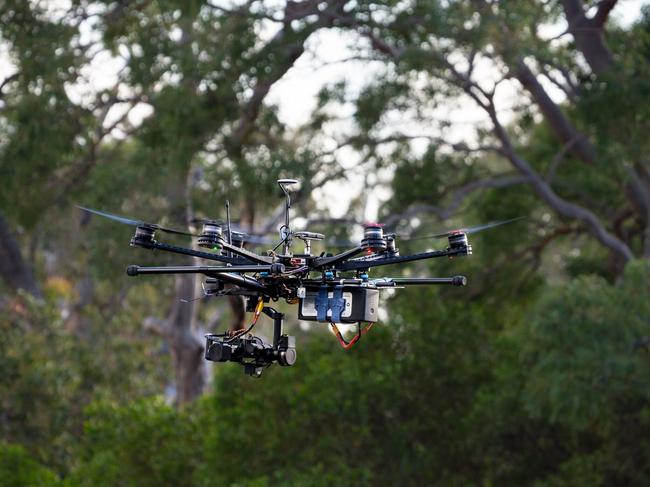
[
  {"left": 227, "top": 298, "right": 264, "bottom": 342},
  {"left": 330, "top": 322, "right": 374, "bottom": 350}
]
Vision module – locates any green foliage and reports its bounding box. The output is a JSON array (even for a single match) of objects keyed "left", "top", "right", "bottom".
[
  {"left": 0, "top": 290, "right": 171, "bottom": 473},
  {"left": 471, "top": 260, "right": 650, "bottom": 485},
  {"left": 7, "top": 259, "right": 643, "bottom": 485},
  {"left": 66, "top": 399, "right": 200, "bottom": 487},
  {"left": 0, "top": 442, "right": 60, "bottom": 487},
  {"left": 520, "top": 261, "right": 650, "bottom": 431}
]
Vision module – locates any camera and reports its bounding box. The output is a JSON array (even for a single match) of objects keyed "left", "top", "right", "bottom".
[{"left": 204, "top": 332, "right": 296, "bottom": 377}]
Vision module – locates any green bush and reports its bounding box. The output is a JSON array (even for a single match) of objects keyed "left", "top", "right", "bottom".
[
  {"left": 8, "top": 263, "right": 649, "bottom": 486},
  {"left": 0, "top": 442, "right": 60, "bottom": 486},
  {"left": 65, "top": 398, "right": 200, "bottom": 487}
]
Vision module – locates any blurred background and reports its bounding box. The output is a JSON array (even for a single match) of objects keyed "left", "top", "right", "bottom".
[{"left": 1, "top": 0, "right": 649, "bottom": 485}]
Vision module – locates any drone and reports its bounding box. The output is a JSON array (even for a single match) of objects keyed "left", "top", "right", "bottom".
[{"left": 78, "top": 179, "right": 520, "bottom": 377}]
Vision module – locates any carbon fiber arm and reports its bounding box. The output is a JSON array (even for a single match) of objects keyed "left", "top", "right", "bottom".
[{"left": 336, "top": 247, "right": 466, "bottom": 271}]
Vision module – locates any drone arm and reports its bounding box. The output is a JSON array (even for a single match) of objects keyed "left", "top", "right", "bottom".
[
  {"left": 134, "top": 240, "right": 254, "bottom": 265},
  {"left": 337, "top": 247, "right": 466, "bottom": 271},
  {"left": 126, "top": 265, "right": 274, "bottom": 275},
  {"left": 126, "top": 265, "right": 273, "bottom": 295},
  {"left": 373, "top": 276, "right": 467, "bottom": 287},
  {"left": 220, "top": 241, "right": 274, "bottom": 265},
  {"left": 209, "top": 272, "right": 272, "bottom": 295},
  {"left": 313, "top": 246, "right": 365, "bottom": 268}
]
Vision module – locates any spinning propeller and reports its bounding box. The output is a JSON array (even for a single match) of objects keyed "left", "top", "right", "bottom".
[
  {"left": 400, "top": 216, "right": 525, "bottom": 241},
  {"left": 76, "top": 206, "right": 196, "bottom": 237},
  {"left": 321, "top": 217, "right": 524, "bottom": 249}
]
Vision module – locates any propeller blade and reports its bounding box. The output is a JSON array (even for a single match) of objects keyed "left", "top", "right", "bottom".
[
  {"left": 237, "top": 235, "right": 277, "bottom": 246},
  {"left": 76, "top": 206, "right": 141, "bottom": 226},
  {"left": 155, "top": 226, "right": 196, "bottom": 237},
  {"left": 463, "top": 216, "right": 526, "bottom": 235},
  {"left": 326, "top": 239, "right": 358, "bottom": 248},
  {"left": 190, "top": 217, "right": 224, "bottom": 225},
  {"left": 191, "top": 218, "right": 274, "bottom": 238},
  {"left": 400, "top": 216, "right": 525, "bottom": 241},
  {"left": 76, "top": 205, "right": 196, "bottom": 237}
]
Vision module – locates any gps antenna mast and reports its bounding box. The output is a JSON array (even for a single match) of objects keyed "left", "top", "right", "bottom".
[
  {"left": 277, "top": 179, "right": 298, "bottom": 255},
  {"left": 225, "top": 200, "right": 232, "bottom": 257},
  {"left": 225, "top": 200, "right": 232, "bottom": 244}
]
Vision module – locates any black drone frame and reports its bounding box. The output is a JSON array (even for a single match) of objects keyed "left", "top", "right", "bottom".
[{"left": 78, "top": 179, "right": 520, "bottom": 376}]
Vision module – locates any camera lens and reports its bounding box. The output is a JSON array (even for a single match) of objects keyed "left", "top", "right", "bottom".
[
  {"left": 206, "top": 341, "right": 231, "bottom": 362},
  {"left": 279, "top": 348, "right": 297, "bottom": 366}
]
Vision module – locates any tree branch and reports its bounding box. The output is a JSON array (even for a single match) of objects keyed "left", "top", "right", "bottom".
[
  {"left": 345, "top": 18, "right": 633, "bottom": 261},
  {"left": 514, "top": 59, "right": 597, "bottom": 165},
  {"left": 383, "top": 174, "right": 531, "bottom": 227},
  {"left": 0, "top": 73, "right": 19, "bottom": 99},
  {"left": 560, "top": 0, "right": 615, "bottom": 75},
  {"left": 592, "top": 0, "right": 619, "bottom": 27},
  {"left": 486, "top": 101, "right": 633, "bottom": 262},
  {"left": 546, "top": 136, "right": 579, "bottom": 183},
  {"left": 228, "top": 0, "right": 350, "bottom": 151}
]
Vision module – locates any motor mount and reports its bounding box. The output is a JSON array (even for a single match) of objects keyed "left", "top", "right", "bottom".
[
  {"left": 198, "top": 221, "right": 224, "bottom": 249},
  {"left": 361, "top": 223, "right": 387, "bottom": 252},
  {"left": 447, "top": 232, "right": 472, "bottom": 255}
]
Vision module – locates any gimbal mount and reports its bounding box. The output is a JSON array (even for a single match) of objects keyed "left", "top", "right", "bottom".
[{"left": 204, "top": 305, "right": 296, "bottom": 377}]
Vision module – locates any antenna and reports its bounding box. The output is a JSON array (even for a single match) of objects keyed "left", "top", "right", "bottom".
[
  {"left": 226, "top": 200, "right": 232, "bottom": 258},
  {"left": 277, "top": 179, "right": 298, "bottom": 255},
  {"left": 225, "top": 200, "right": 232, "bottom": 246}
]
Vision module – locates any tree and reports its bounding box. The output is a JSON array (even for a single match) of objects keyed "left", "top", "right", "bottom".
[
  {"left": 309, "top": 0, "right": 650, "bottom": 275},
  {"left": 0, "top": 0, "right": 350, "bottom": 404}
]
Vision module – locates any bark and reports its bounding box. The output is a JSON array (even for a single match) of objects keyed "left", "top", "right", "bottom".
[
  {"left": 157, "top": 166, "right": 206, "bottom": 406},
  {"left": 560, "top": 0, "right": 616, "bottom": 76},
  {"left": 487, "top": 103, "right": 634, "bottom": 263},
  {"left": 514, "top": 60, "right": 597, "bottom": 165},
  {"left": 0, "top": 214, "right": 41, "bottom": 298},
  {"left": 66, "top": 275, "right": 95, "bottom": 336},
  {"left": 168, "top": 273, "right": 205, "bottom": 406},
  {"left": 228, "top": 295, "right": 247, "bottom": 331},
  {"left": 159, "top": 3, "right": 351, "bottom": 405},
  {"left": 382, "top": 174, "right": 531, "bottom": 227}
]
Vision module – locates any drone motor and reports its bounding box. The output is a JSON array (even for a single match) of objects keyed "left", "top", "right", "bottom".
[
  {"left": 385, "top": 234, "right": 399, "bottom": 256},
  {"left": 230, "top": 230, "right": 248, "bottom": 248},
  {"left": 447, "top": 232, "right": 472, "bottom": 255},
  {"left": 131, "top": 225, "right": 156, "bottom": 246},
  {"left": 198, "top": 221, "right": 224, "bottom": 249},
  {"left": 361, "top": 223, "right": 387, "bottom": 253}
]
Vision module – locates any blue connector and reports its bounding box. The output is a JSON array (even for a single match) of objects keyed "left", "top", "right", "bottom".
[
  {"left": 324, "top": 271, "right": 334, "bottom": 279},
  {"left": 260, "top": 272, "right": 269, "bottom": 277},
  {"left": 360, "top": 273, "right": 369, "bottom": 281}
]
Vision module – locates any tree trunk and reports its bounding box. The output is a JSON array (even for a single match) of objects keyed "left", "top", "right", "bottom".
[
  {"left": 514, "top": 60, "right": 597, "bottom": 165},
  {"left": 168, "top": 273, "right": 205, "bottom": 406},
  {"left": 228, "top": 295, "right": 247, "bottom": 331},
  {"left": 0, "top": 213, "right": 41, "bottom": 298},
  {"left": 162, "top": 167, "right": 207, "bottom": 406},
  {"left": 560, "top": 0, "right": 615, "bottom": 76}
]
